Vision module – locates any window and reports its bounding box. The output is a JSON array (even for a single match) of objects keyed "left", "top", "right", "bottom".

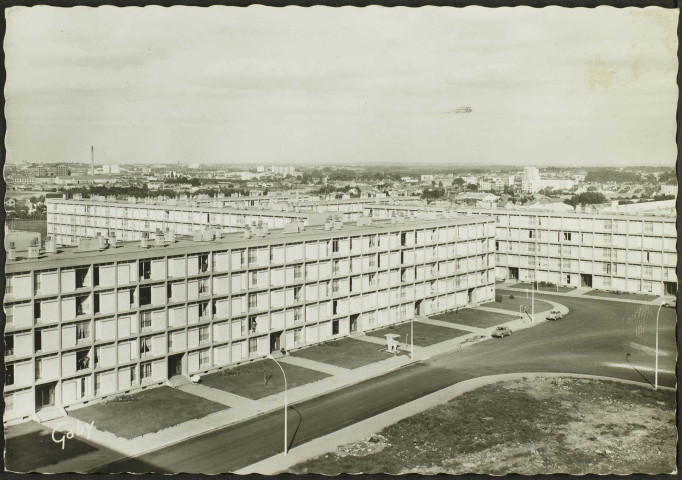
[
  {"left": 168, "top": 333, "right": 174, "bottom": 351},
  {"left": 199, "top": 302, "right": 210, "bottom": 319},
  {"left": 199, "top": 349, "right": 210, "bottom": 368},
  {"left": 293, "top": 286, "right": 302, "bottom": 301},
  {"left": 140, "top": 336, "right": 152, "bottom": 357},
  {"left": 199, "top": 326, "right": 210, "bottom": 344},
  {"left": 333, "top": 260, "right": 340, "bottom": 275},
  {"left": 294, "top": 308, "right": 302, "bottom": 323},
  {"left": 5, "top": 365, "right": 14, "bottom": 386},
  {"left": 250, "top": 272, "right": 258, "bottom": 287},
  {"left": 139, "top": 260, "right": 151, "bottom": 280},
  {"left": 76, "top": 321, "right": 91, "bottom": 343},
  {"left": 603, "top": 263, "right": 612, "bottom": 274},
  {"left": 248, "top": 337, "right": 258, "bottom": 355},
  {"left": 95, "top": 373, "right": 102, "bottom": 395},
  {"left": 528, "top": 243, "right": 536, "bottom": 254},
  {"left": 645, "top": 252, "right": 651, "bottom": 263},
  {"left": 198, "top": 278, "right": 210, "bottom": 296},
  {"left": 130, "top": 366, "right": 137, "bottom": 384},
  {"left": 563, "top": 232, "right": 572, "bottom": 241},
  {"left": 369, "top": 273, "right": 376, "bottom": 286},
  {"left": 643, "top": 280, "right": 653, "bottom": 292},
  {"left": 332, "top": 280, "right": 339, "bottom": 294},
  {"left": 603, "top": 248, "right": 611, "bottom": 259},
  {"left": 35, "top": 358, "right": 43, "bottom": 379},
  {"left": 644, "top": 222, "right": 654, "bottom": 234},
  {"left": 140, "top": 311, "right": 152, "bottom": 330},
  {"left": 293, "top": 328, "right": 302, "bottom": 345},
  {"left": 528, "top": 230, "right": 535, "bottom": 239},
  {"left": 5, "top": 307, "right": 12, "bottom": 326},
  {"left": 34, "top": 273, "right": 41, "bottom": 295},
  {"left": 400, "top": 232, "right": 407, "bottom": 247},
  {"left": 5, "top": 276, "right": 13, "bottom": 296},
  {"left": 643, "top": 266, "right": 653, "bottom": 277},
  {"left": 4, "top": 336, "right": 14, "bottom": 357},
  {"left": 248, "top": 317, "right": 258, "bottom": 333},
  {"left": 562, "top": 259, "right": 572, "bottom": 269},
  {"left": 141, "top": 362, "right": 152, "bottom": 381},
  {"left": 603, "top": 219, "right": 612, "bottom": 230},
  {"left": 332, "top": 240, "right": 339, "bottom": 253},
  {"left": 495, "top": 241, "right": 499, "bottom": 251},
  {"left": 248, "top": 249, "right": 258, "bottom": 264},
  {"left": 5, "top": 394, "right": 14, "bottom": 412},
  {"left": 294, "top": 265, "right": 302, "bottom": 280},
  {"left": 198, "top": 254, "right": 209, "bottom": 273}
]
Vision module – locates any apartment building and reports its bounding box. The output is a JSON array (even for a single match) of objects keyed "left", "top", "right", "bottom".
[
  {"left": 46, "top": 196, "right": 312, "bottom": 246},
  {"left": 4, "top": 215, "right": 495, "bottom": 423},
  {"left": 458, "top": 208, "right": 677, "bottom": 296}
]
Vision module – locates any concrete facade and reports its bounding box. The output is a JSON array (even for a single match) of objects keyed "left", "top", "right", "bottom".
[
  {"left": 4, "top": 216, "right": 495, "bottom": 423},
  {"left": 458, "top": 208, "right": 677, "bottom": 296}
]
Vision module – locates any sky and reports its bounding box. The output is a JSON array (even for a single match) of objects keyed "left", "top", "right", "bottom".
[{"left": 4, "top": 6, "right": 678, "bottom": 167}]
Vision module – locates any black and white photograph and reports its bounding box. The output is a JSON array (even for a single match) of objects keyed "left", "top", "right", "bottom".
[{"left": 2, "top": 4, "right": 679, "bottom": 475}]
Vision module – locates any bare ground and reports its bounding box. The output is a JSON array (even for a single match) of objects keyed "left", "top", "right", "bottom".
[{"left": 291, "top": 376, "right": 677, "bottom": 475}]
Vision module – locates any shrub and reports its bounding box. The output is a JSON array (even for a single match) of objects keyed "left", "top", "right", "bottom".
[{"left": 509, "top": 294, "right": 515, "bottom": 300}]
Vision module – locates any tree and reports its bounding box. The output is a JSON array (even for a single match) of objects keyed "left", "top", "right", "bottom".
[
  {"left": 452, "top": 177, "right": 465, "bottom": 186},
  {"left": 466, "top": 183, "right": 478, "bottom": 191},
  {"left": 438, "top": 181, "right": 444, "bottom": 188},
  {"left": 564, "top": 191, "right": 608, "bottom": 207}
]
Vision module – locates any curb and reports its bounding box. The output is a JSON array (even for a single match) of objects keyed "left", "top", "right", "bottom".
[
  {"left": 237, "top": 371, "right": 676, "bottom": 475},
  {"left": 80, "top": 355, "right": 423, "bottom": 474}
]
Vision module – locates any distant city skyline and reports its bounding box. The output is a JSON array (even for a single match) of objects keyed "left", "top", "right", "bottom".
[{"left": 5, "top": 6, "right": 678, "bottom": 167}]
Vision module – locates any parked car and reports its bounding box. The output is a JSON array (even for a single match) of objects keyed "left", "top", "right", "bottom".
[
  {"left": 663, "top": 298, "right": 677, "bottom": 308},
  {"left": 546, "top": 310, "right": 563, "bottom": 321},
  {"left": 491, "top": 326, "right": 512, "bottom": 338}
]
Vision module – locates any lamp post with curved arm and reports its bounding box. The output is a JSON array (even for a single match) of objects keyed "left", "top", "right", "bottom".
[
  {"left": 655, "top": 302, "right": 664, "bottom": 390},
  {"left": 266, "top": 354, "right": 288, "bottom": 455}
]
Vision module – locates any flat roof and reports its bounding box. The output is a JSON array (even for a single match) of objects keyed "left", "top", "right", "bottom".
[
  {"left": 6, "top": 215, "right": 493, "bottom": 272},
  {"left": 46, "top": 197, "right": 310, "bottom": 218},
  {"left": 457, "top": 207, "right": 676, "bottom": 221}
]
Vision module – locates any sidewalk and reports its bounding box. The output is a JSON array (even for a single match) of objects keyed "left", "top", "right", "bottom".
[
  {"left": 40, "top": 298, "right": 569, "bottom": 474},
  {"left": 497, "top": 280, "right": 671, "bottom": 306},
  {"left": 237, "top": 371, "right": 675, "bottom": 474}
]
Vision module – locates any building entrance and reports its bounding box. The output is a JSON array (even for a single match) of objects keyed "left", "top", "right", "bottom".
[
  {"left": 35, "top": 382, "right": 56, "bottom": 410},
  {"left": 168, "top": 354, "right": 184, "bottom": 378},
  {"left": 581, "top": 274, "right": 593, "bottom": 288},
  {"left": 270, "top": 331, "right": 283, "bottom": 352}
]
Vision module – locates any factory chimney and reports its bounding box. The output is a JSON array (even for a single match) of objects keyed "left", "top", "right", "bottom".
[{"left": 91, "top": 145, "right": 95, "bottom": 176}]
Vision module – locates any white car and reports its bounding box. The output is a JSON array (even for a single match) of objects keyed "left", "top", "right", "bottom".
[
  {"left": 546, "top": 310, "right": 563, "bottom": 321},
  {"left": 663, "top": 298, "right": 677, "bottom": 308}
]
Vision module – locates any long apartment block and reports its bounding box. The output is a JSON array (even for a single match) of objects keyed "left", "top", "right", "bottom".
[
  {"left": 4, "top": 215, "right": 496, "bottom": 423},
  {"left": 46, "top": 196, "right": 318, "bottom": 246},
  {"left": 458, "top": 208, "right": 677, "bottom": 296}
]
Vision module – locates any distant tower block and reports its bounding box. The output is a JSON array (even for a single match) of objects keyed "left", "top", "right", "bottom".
[{"left": 91, "top": 145, "right": 95, "bottom": 176}]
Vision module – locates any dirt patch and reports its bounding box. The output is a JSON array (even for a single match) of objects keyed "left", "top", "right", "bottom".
[{"left": 291, "top": 376, "right": 676, "bottom": 475}]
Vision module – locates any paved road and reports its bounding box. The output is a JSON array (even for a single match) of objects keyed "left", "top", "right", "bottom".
[{"left": 99, "top": 293, "right": 677, "bottom": 473}]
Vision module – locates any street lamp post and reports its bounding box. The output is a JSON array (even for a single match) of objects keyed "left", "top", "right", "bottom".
[
  {"left": 411, "top": 315, "right": 414, "bottom": 360},
  {"left": 655, "top": 302, "right": 664, "bottom": 390},
  {"left": 266, "top": 354, "right": 288, "bottom": 455}
]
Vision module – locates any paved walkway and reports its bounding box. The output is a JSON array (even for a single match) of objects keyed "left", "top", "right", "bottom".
[
  {"left": 236, "top": 372, "right": 676, "bottom": 474},
  {"left": 39, "top": 299, "right": 570, "bottom": 474},
  {"left": 178, "top": 383, "right": 253, "bottom": 409},
  {"left": 498, "top": 281, "right": 672, "bottom": 306},
  {"left": 278, "top": 355, "right": 350, "bottom": 376},
  {"left": 417, "top": 317, "right": 485, "bottom": 333}
]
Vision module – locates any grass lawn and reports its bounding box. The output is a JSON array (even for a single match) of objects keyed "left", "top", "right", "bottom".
[
  {"left": 7, "top": 219, "right": 48, "bottom": 238},
  {"left": 514, "top": 283, "right": 575, "bottom": 293},
  {"left": 69, "top": 386, "right": 226, "bottom": 439},
  {"left": 490, "top": 294, "right": 554, "bottom": 314},
  {"left": 366, "top": 322, "right": 470, "bottom": 347},
  {"left": 584, "top": 290, "right": 658, "bottom": 301},
  {"left": 201, "top": 361, "right": 329, "bottom": 400},
  {"left": 4, "top": 421, "right": 98, "bottom": 473},
  {"left": 432, "top": 309, "right": 517, "bottom": 329},
  {"left": 291, "top": 376, "right": 676, "bottom": 475},
  {"left": 292, "top": 338, "right": 393, "bottom": 369}
]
